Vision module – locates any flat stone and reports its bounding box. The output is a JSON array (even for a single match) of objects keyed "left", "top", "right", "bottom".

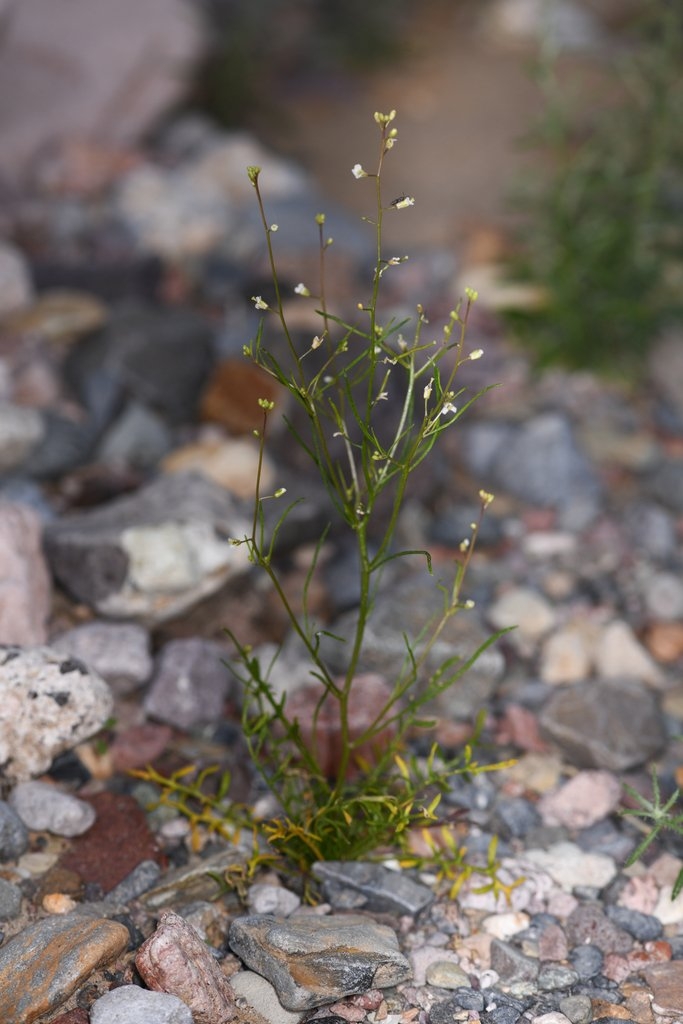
[
  {"left": 539, "top": 624, "right": 593, "bottom": 685},
  {"left": 538, "top": 677, "right": 666, "bottom": 771},
  {"left": 51, "top": 620, "right": 153, "bottom": 696},
  {"left": 0, "top": 913, "right": 129, "bottom": 1023},
  {"left": 312, "top": 861, "right": 433, "bottom": 917},
  {"left": 0, "top": 501, "right": 51, "bottom": 645},
  {"left": 568, "top": 944, "right": 603, "bottom": 979},
  {"left": 135, "top": 909, "right": 237, "bottom": 1023},
  {"left": 488, "top": 585, "right": 556, "bottom": 641},
  {"left": 425, "top": 960, "right": 471, "bottom": 989},
  {"left": 565, "top": 903, "right": 633, "bottom": 955},
  {"left": 606, "top": 905, "right": 663, "bottom": 942},
  {"left": 228, "top": 913, "right": 412, "bottom": 1011},
  {"left": 642, "top": 961, "right": 683, "bottom": 1015},
  {"left": 0, "top": 800, "right": 29, "bottom": 859},
  {"left": 105, "top": 859, "right": 162, "bottom": 904},
  {"left": 523, "top": 842, "right": 617, "bottom": 892},
  {"left": 594, "top": 620, "right": 663, "bottom": 687},
  {"left": 537, "top": 770, "right": 622, "bottom": 829},
  {"left": 0, "top": 645, "right": 113, "bottom": 784},
  {"left": 90, "top": 984, "right": 193, "bottom": 1024},
  {"left": 9, "top": 780, "right": 96, "bottom": 837},
  {"left": 0, "top": 877, "right": 22, "bottom": 920},
  {"left": 44, "top": 472, "right": 251, "bottom": 623},
  {"left": 230, "top": 970, "right": 304, "bottom": 1024},
  {"left": 490, "top": 938, "right": 539, "bottom": 982},
  {"left": 537, "top": 964, "right": 579, "bottom": 990},
  {"left": 162, "top": 435, "right": 274, "bottom": 499},
  {"left": 247, "top": 883, "right": 301, "bottom": 917},
  {"left": 144, "top": 637, "right": 234, "bottom": 730},
  {"left": 558, "top": 993, "right": 592, "bottom": 1024}
]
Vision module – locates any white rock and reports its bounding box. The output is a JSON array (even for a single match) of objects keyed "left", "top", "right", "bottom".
[
  {"left": 247, "top": 884, "right": 301, "bottom": 917},
  {"left": 595, "top": 619, "right": 663, "bottom": 687},
  {"left": 539, "top": 623, "right": 593, "bottom": 685},
  {"left": 523, "top": 842, "right": 617, "bottom": 892},
  {"left": 9, "top": 780, "right": 95, "bottom": 837},
  {"left": 230, "top": 971, "right": 304, "bottom": 1024},
  {"left": 488, "top": 586, "right": 556, "bottom": 641},
  {"left": 90, "top": 984, "right": 193, "bottom": 1024},
  {"left": 653, "top": 883, "right": 683, "bottom": 926},
  {"left": 0, "top": 645, "right": 113, "bottom": 783},
  {"left": 482, "top": 911, "right": 530, "bottom": 940}
]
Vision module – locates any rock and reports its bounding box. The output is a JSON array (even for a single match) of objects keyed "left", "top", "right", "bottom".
[
  {"left": 200, "top": 358, "right": 285, "bottom": 436},
  {"left": 57, "top": 789, "right": 163, "bottom": 894},
  {"left": 312, "top": 861, "right": 433, "bottom": 917},
  {"left": 642, "top": 961, "right": 683, "bottom": 1015},
  {"left": 3, "top": 290, "right": 107, "bottom": 345},
  {"left": 141, "top": 848, "right": 249, "bottom": 910},
  {"left": 44, "top": 472, "right": 251, "bottom": 623},
  {"left": 646, "top": 459, "right": 683, "bottom": 515},
  {"left": 109, "top": 723, "right": 173, "bottom": 772},
  {"left": 0, "top": 914, "right": 129, "bottom": 1023},
  {"left": 9, "top": 780, "right": 95, "bottom": 837},
  {"left": 487, "top": 413, "right": 600, "bottom": 511},
  {"left": 565, "top": 903, "right": 632, "bottom": 955},
  {"left": 96, "top": 401, "right": 173, "bottom": 469},
  {"left": 105, "top": 859, "right": 162, "bottom": 904},
  {"left": 537, "top": 922, "right": 569, "bottom": 962},
  {"left": 493, "top": 796, "right": 542, "bottom": 839},
  {"left": 135, "top": 909, "right": 237, "bottom": 1023},
  {"left": 537, "top": 964, "right": 579, "bottom": 990},
  {"left": 228, "top": 914, "right": 412, "bottom": 1011},
  {"left": 538, "top": 677, "right": 666, "bottom": 771},
  {"left": 523, "top": 843, "right": 617, "bottom": 892},
  {"left": 230, "top": 970, "right": 304, "bottom": 1024},
  {"left": 0, "top": 800, "right": 29, "bottom": 860},
  {"left": 482, "top": 911, "right": 530, "bottom": 941},
  {"left": 162, "top": 435, "right": 273, "bottom": 499},
  {"left": 409, "top": 947, "right": 465, "bottom": 986},
  {"left": 20, "top": 409, "right": 105, "bottom": 479},
  {"left": 488, "top": 585, "right": 556, "bottom": 643},
  {"left": 247, "top": 884, "right": 301, "bottom": 917},
  {"left": 0, "top": 501, "right": 51, "bottom": 645},
  {"left": 605, "top": 905, "right": 663, "bottom": 942},
  {"left": 0, "top": 878, "right": 22, "bottom": 920},
  {"left": 50, "top": 620, "right": 152, "bottom": 696},
  {"left": 0, "top": 645, "right": 113, "bottom": 783},
  {"left": 594, "top": 619, "right": 663, "bottom": 687},
  {"left": 568, "top": 943, "right": 603, "bottom": 979},
  {"left": 144, "top": 637, "right": 234, "bottom": 730},
  {"left": 0, "top": 402, "right": 44, "bottom": 473},
  {"left": 645, "top": 622, "right": 683, "bottom": 664},
  {"left": 558, "top": 994, "right": 592, "bottom": 1024},
  {"left": 539, "top": 623, "right": 593, "bottom": 685},
  {"left": 643, "top": 571, "right": 683, "bottom": 622},
  {"left": 425, "top": 960, "right": 472, "bottom": 988},
  {"left": 0, "top": 242, "right": 33, "bottom": 314},
  {"left": 490, "top": 938, "right": 539, "bottom": 982},
  {"left": 0, "top": 0, "right": 201, "bottom": 178},
  {"left": 90, "top": 984, "right": 193, "bottom": 1024},
  {"left": 537, "top": 771, "right": 621, "bottom": 830}
]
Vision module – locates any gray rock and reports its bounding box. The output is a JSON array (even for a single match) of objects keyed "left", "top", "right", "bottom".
[
  {"left": 568, "top": 943, "right": 603, "bottom": 979},
  {"left": 9, "top": 780, "right": 95, "bottom": 837},
  {"left": 318, "top": 572, "right": 504, "bottom": 720},
  {"left": 559, "top": 993, "right": 593, "bottom": 1024},
  {"left": 646, "top": 459, "right": 683, "bottom": 515},
  {"left": 622, "top": 501, "right": 677, "bottom": 559},
  {"left": 493, "top": 796, "right": 541, "bottom": 839},
  {"left": 247, "top": 883, "right": 301, "bottom": 917},
  {"left": 228, "top": 913, "right": 412, "bottom": 1011},
  {"left": 230, "top": 971, "right": 304, "bottom": 1024},
  {"left": 0, "top": 402, "right": 44, "bottom": 473},
  {"left": 105, "top": 859, "right": 162, "bottom": 904},
  {"left": 0, "top": 242, "right": 33, "bottom": 315},
  {"left": 96, "top": 400, "right": 173, "bottom": 469},
  {"left": 605, "top": 904, "right": 663, "bottom": 942},
  {"left": 90, "top": 984, "right": 193, "bottom": 1024},
  {"left": 0, "top": 913, "right": 129, "bottom": 1022},
  {"left": 135, "top": 909, "right": 237, "bottom": 1024},
  {"left": 144, "top": 637, "right": 234, "bottom": 730},
  {"left": 538, "top": 677, "right": 666, "bottom": 771},
  {"left": 488, "top": 413, "right": 600, "bottom": 510},
  {"left": 565, "top": 903, "right": 632, "bottom": 955},
  {"left": 312, "top": 861, "right": 433, "bottom": 917},
  {"left": 643, "top": 571, "right": 683, "bottom": 622},
  {"left": 537, "top": 964, "right": 579, "bottom": 990},
  {"left": 0, "top": 801, "right": 29, "bottom": 860},
  {"left": 20, "top": 408, "right": 103, "bottom": 479},
  {"left": 0, "top": 878, "right": 22, "bottom": 920},
  {"left": 0, "top": 645, "right": 113, "bottom": 783},
  {"left": 490, "top": 938, "right": 539, "bottom": 983},
  {"left": 44, "top": 472, "right": 251, "bottom": 623},
  {"left": 50, "top": 620, "right": 153, "bottom": 696},
  {"left": 0, "top": 500, "right": 51, "bottom": 645}
]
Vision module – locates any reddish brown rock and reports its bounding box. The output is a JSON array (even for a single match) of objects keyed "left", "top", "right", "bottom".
[
  {"left": 644, "top": 621, "right": 683, "bottom": 663},
  {"left": 49, "top": 1010, "right": 90, "bottom": 1024},
  {"left": 200, "top": 358, "right": 284, "bottom": 435},
  {"left": 109, "top": 723, "right": 173, "bottom": 772},
  {"left": 0, "top": 914, "right": 128, "bottom": 1024},
  {"left": 58, "top": 790, "right": 164, "bottom": 893},
  {"left": 136, "top": 909, "right": 237, "bottom": 1023},
  {"left": 642, "top": 960, "right": 683, "bottom": 1014}
]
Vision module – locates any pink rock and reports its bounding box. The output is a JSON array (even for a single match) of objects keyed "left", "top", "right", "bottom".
[
  {"left": 617, "top": 875, "right": 659, "bottom": 915},
  {"left": 136, "top": 909, "right": 237, "bottom": 1024},
  {"left": 0, "top": 501, "right": 51, "bottom": 644},
  {"left": 538, "top": 923, "right": 568, "bottom": 962},
  {"left": 537, "top": 770, "right": 621, "bottom": 829}
]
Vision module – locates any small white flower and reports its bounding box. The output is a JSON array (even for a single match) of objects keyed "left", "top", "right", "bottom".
[
  {"left": 376, "top": 391, "right": 389, "bottom": 402},
  {"left": 311, "top": 335, "right": 322, "bottom": 350},
  {"left": 270, "top": 223, "right": 278, "bottom": 232},
  {"left": 252, "top": 296, "right": 268, "bottom": 310},
  {"left": 469, "top": 348, "right": 484, "bottom": 360},
  {"left": 393, "top": 196, "right": 415, "bottom": 210},
  {"left": 459, "top": 538, "right": 470, "bottom": 553},
  {"left": 274, "top": 487, "right": 287, "bottom": 498},
  {"left": 294, "top": 283, "right": 310, "bottom": 297},
  {"left": 351, "top": 163, "right": 367, "bottom": 179},
  {"left": 423, "top": 378, "right": 434, "bottom": 402},
  {"left": 464, "top": 599, "right": 476, "bottom": 609},
  {"left": 441, "top": 401, "right": 458, "bottom": 416}
]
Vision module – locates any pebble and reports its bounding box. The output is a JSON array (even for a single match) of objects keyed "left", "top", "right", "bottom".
[
  {"left": 312, "top": 860, "right": 433, "bottom": 917},
  {"left": 0, "top": 799, "right": 29, "bottom": 860},
  {"left": 228, "top": 914, "right": 411, "bottom": 1011},
  {"left": 523, "top": 842, "right": 618, "bottom": 892},
  {"left": 594, "top": 619, "right": 663, "bottom": 687},
  {"left": 9, "top": 780, "right": 96, "bottom": 837},
  {"left": 537, "top": 770, "right": 622, "bottom": 830},
  {"left": 247, "top": 883, "right": 301, "bottom": 917},
  {"left": 89, "top": 984, "right": 194, "bottom": 1024},
  {"left": 50, "top": 620, "right": 153, "bottom": 696},
  {"left": 0, "top": 645, "right": 113, "bottom": 783},
  {"left": 0, "top": 500, "right": 52, "bottom": 645},
  {"left": 0, "top": 914, "right": 129, "bottom": 1023},
  {"left": 487, "top": 585, "right": 556, "bottom": 641},
  {"left": 425, "top": 960, "right": 472, "bottom": 988},
  {"left": 144, "top": 637, "right": 234, "bottom": 730},
  {"left": 0, "top": 878, "right": 22, "bottom": 920},
  {"left": 230, "top": 970, "right": 304, "bottom": 1024}
]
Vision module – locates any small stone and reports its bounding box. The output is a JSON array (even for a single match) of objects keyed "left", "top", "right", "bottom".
[
  {"left": 540, "top": 624, "right": 593, "bottom": 685},
  {"left": 51, "top": 621, "right": 153, "bottom": 696},
  {"left": 537, "top": 923, "right": 569, "bottom": 962},
  {"left": 482, "top": 912, "right": 531, "bottom": 940},
  {"left": 524, "top": 843, "right": 617, "bottom": 892},
  {"left": 144, "top": 637, "right": 234, "bottom": 730},
  {"left": 538, "top": 677, "right": 666, "bottom": 771},
  {"left": 0, "top": 501, "right": 51, "bottom": 645},
  {"left": 0, "top": 877, "right": 22, "bottom": 920},
  {"left": 42, "top": 893, "right": 78, "bottom": 915},
  {"left": 488, "top": 585, "right": 556, "bottom": 641},
  {"left": 0, "top": 800, "right": 29, "bottom": 860},
  {"left": 558, "top": 993, "right": 592, "bottom": 1024},
  {"left": 644, "top": 622, "right": 683, "bottom": 664},
  {"left": 643, "top": 572, "right": 683, "bottom": 622},
  {"left": 565, "top": 903, "right": 632, "bottom": 955},
  {"left": 0, "top": 914, "right": 129, "bottom": 1023},
  {"left": 493, "top": 796, "right": 542, "bottom": 839},
  {"left": 594, "top": 620, "right": 663, "bottom": 687},
  {"left": 0, "top": 645, "right": 113, "bottom": 784},
  {"left": 9, "top": 781, "right": 96, "bottom": 837},
  {"left": 247, "top": 883, "right": 301, "bottom": 917},
  {"left": 312, "top": 860, "right": 433, "bottom": 917},
  {"left": 0, "top": 403, "right": 44, "bottom": 473},
  {"left": 606, "top": 905, "right": 663, "bottom": 942},
  {"left": 105, "top": 859, "right": 162, "bottom": 904},
  {"left": 97, "top": 400, "right": 172, "bottom": 469},
  {"left": 425, "top": 960, "right": 471, "bottom": 989},
  {"left": 537, "top": 770, "right": 621, "bottom": 830},
  {"left": 230, "top": 971, "right": 304, "bottom": 1024},
  {"left": 530, "top": 1015, "right": 572, "bottom": 1024},
  {"left": 568, "top": 943, "right": 603, "bottom": 979},
  {"left": 490, "top": 938, "right": 539, "bottom": 982},
  {"left": 0, "top": 241, "right": 32, "bottom": 315},
  {"left": 162, "top": 435, "right": 274, "bottom": 499},
  {"left": 109, "top": 723, "right": 173, "bottom": 772},
  {"left": 200, "top": 358, "right": 285, "bottom": 436},
  {"left": 90, "top": 984, "right": 193, "bottom": 1024},
  {"left": 136, "top": 909, "right": 237, "bottom": 1023},
  {"left": 642, "top": 960, "right": 683, "bottom": 1015},
  {"left": 409, "top": 947, "right": 464, "bottom": 986},
  {"left": 537, "top": 965, "right": 579, "bottom": 990},
  {"left": 228, "top": 914, "right": 411, "bottom": 1011}
]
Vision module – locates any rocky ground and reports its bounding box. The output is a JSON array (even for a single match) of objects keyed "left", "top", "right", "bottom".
[{"left": 2, "top": 15, "right": 683, "bottom": 1022}]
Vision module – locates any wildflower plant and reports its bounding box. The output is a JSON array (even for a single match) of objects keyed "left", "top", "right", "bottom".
[{"left": 137, "top": 110, "right": 509, "bottom": 888}]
